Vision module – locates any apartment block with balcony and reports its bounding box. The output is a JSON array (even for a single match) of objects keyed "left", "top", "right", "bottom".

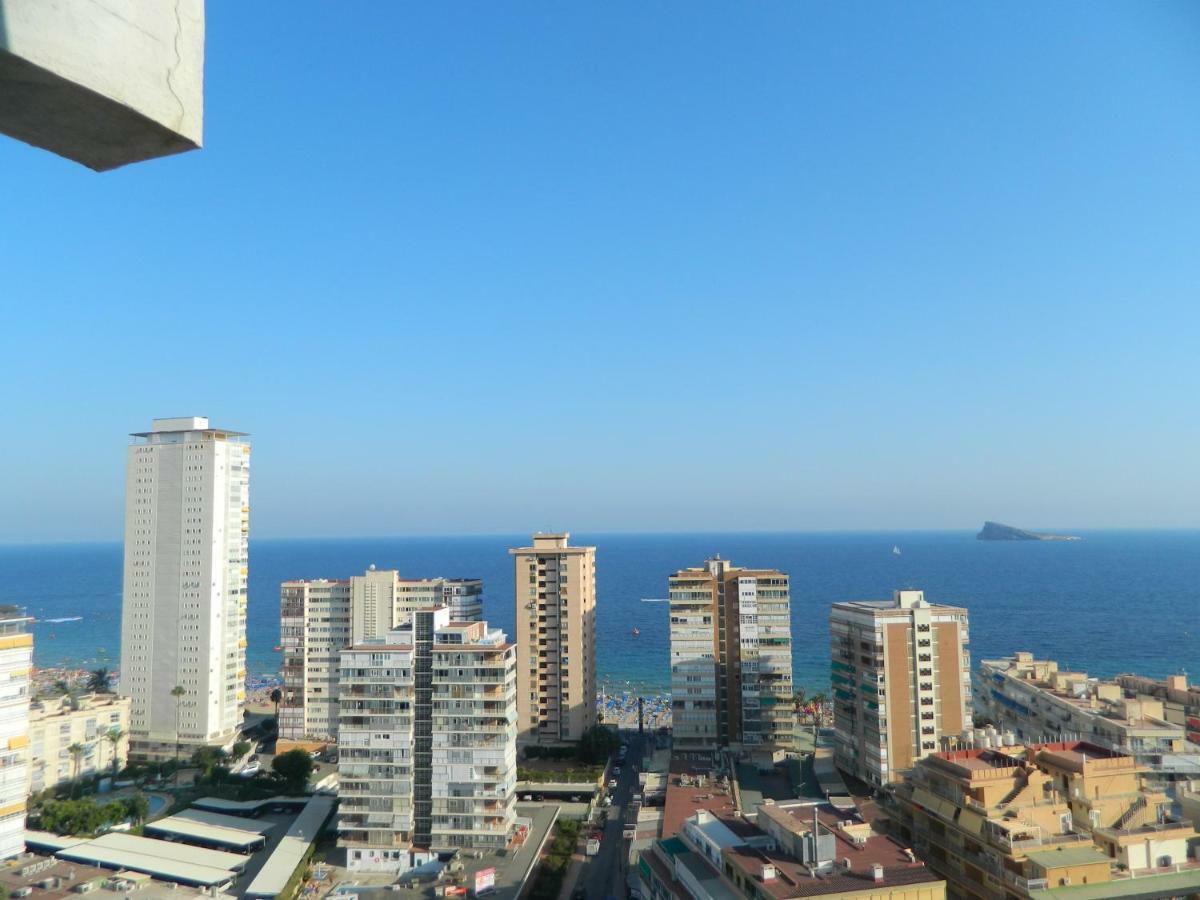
[
  {"left": 886, "top": 740, "right": 1200, "bottom": 899},
  {"left": 0, "top": 607, "right": 32, "bottom": 860},
  {"left": 120, "top": 417, "right": 249, "bottom": 759},
  {"left": 668, "top": 558, "right": 794, "bottom": 752},
  {"left": 978, "top": 654, "right": 1188, "bottom": 764},
  {"left": 279, "top": 569, "right": 483, "bottom": 744},
  {"left": 28, "top": 693, "right": 131, "bottom": 794},
  {"left": 511, "top": 533, "right": 597, "bottom": 746},
  {"left": 830, "top": 590, "right": 970, "bottom": 787},
  {"left": 337, "top": 607, "right": 516, "bottom": 874}
]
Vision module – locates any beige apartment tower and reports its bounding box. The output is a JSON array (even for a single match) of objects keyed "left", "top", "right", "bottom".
[
  {"left": 511, "top": 533, "right": 597, "bottom": 745},
  {"left": 830, "top": 590, "right": 970, "bottom": 787},
  {"left": 668, "top": 558, "right": 793, "bottom": 751}
]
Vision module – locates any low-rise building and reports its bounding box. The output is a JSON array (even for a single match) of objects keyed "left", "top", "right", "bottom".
[
  {"left": 337, "top": 607, "right": 517, "bottom": 874},
  {"left": 28, "top": 693, "right": 131, "bottom": 794},
  {"left": 978, "top": 653, "right": 1188, "bottom": 760},
  {"left": 886, "top": 740, "right": 1200, "bottom": 899},
  {"left": 635, "top": 754, "right": 945, "bottom": 900},
  {"left": 1115, "top": 672, "right": 1200, "bottom": 744}
]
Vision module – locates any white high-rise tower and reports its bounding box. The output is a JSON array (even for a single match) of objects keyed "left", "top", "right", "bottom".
[{"left": 120, "top": 417, "right": 250, "bottom": 758}]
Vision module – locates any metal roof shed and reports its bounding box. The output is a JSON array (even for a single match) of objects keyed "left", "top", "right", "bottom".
[{"left": 242, "top": 796, "right": 335, "bottom": 900}]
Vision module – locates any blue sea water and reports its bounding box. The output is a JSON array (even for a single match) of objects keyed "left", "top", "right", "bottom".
[{"left": 1, "top": 531, "right": 1197, "bottom": 696}]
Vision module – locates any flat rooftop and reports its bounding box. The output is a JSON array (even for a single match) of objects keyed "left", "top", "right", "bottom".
[
  {"left": 192, "top": 795, "right": 307, "bottom": 816},
  {"left": 930, "top": 747, "right": 1027, "bottom": 777},
  {"left": 170, "top": 808, "right": 278, "bottom": 834},
  {"left": 723, "top": 843, "right": 941, "bottom": 899},
  {"left": 84, "top": 832, "right": 248, "bottom": 872},
  {"left": 24, "top": 831, "right": 88, "bottom": 852},
  {"left": 760, "top": 801, "right": 927, "bottom": 871},
  {"left": 144, "top": 815, "right": 269, "bottom": 851},
  {"left": 242, "top": 795, "right": 335, "bottom": 899},
  {"left": 55, "top": 838, "right": 238, "bottom": 889},
  {"left": 1026, "top": 846, "right": 1112, "bottom": 869},
  {"left": 662, "top": 756, "right": 746, "bottom": 839},
  {"left": 0, "top": 856, "right": 111, "bottom": 900}
]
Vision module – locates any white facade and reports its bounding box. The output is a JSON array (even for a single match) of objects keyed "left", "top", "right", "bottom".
[
  {"left": 0, "top": 608, "right": 32, "bottom": 860},
  {"left": 668, "top": 558, "right": 793, "bottom": 751},
  {"left": 279, "top": 570, "right": 483, "bottom": 743},
  {"left": 279, "top": 580, "right": 350, "bottom": 743},
  {"left": 120, "top": 417, "right": 250, "bottom": 757},
  {"left": 338, "top": 609, "right": 516, "bottom": 874},
  {"left": 669, "top": 571, "right": 718, "bottom": 748}
]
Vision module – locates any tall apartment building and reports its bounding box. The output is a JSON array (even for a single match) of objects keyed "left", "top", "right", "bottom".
[
  {"left": 511, "top": 533, "right": 596, "bottom": 745},
  {"left": 668, "top": 557, "right": 794, "bottom": 751},
  {"left": 337, "top": 608, "right": 517, "bottom": 874},
  {"left": 279, "top": 569, "right": 483, "bottom": 743},
  {"left": 120, "top": 417, "right": 250, "bottom": 758},
  {"left": 28, "top": 693, "right": 131, "bottom": 794},
  {"left": 830, "top": 590, "right": 970, "bottom": 787},
  {"left": 0, "top": 607, "right": 32, "bottom": 860},
  {"left": 887, "top": 741, "right": 1200, "bottom": 899},
  {"left": 979, "top": 654, "right": 1187, "bottom": 760}
]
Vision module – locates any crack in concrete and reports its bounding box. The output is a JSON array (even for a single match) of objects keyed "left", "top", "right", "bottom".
[{"left": 167, "top": 0, "right": 187, "bottom": 127}]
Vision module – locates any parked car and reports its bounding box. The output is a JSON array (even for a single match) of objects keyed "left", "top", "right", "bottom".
[{"left": 240, "top": 761, "right": 261, "bottom": 777}]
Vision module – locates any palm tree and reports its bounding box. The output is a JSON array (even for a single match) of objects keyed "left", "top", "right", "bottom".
[
  {"left": 270, "top": 687, "right": 283, "bottom": 725},
  {"left": 67, "top": 743, "right": 85, "bottom": 798},
  {"left": 126, "top": 792, "right": 149, "bottom": 826},
  {"left": 170, "top": 685, "right": 186, "bottom": 783},
  {"left": 53, "top": 679, "right": 72, "bottom": 697},
  {"left": 87, "top": 668, "right": 112, "bottom": 694},
  {"left": 104, "top": 727, "right": 126, "bottom": 777}
]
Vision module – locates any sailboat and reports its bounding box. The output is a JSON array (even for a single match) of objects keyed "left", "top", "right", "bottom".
[
  {"left": 631, "top": 627, "right": 640, "bottom": 636},
  {"left": 892, "top": 545, "right": 901, "bottom": 556}
]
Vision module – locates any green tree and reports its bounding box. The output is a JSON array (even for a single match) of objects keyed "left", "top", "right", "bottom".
[
  {"left": 67, "top": 743, "right": 86, "bottom": 798},
  {"left": 271, "top": 748, "right": 314, "bottom": 794},
  {"left": 104, "top": 728, "right": 125, "bottom": 777},
  {"left": 191, "top": 746, "right": 228, "bottom": 780},
  {"left": 231, "top": 740, "right": 251, "bottom": 760},
  {"left": 170, "top": 685, "right": 186, "bottom": 783},
  {"left": 575, "top": 725, "right": 620, "bottom": 765},
  {"left": 125, "top": 793, "right": 150, "bottom": 826},
  {"left": 87, "top": 668, "right": 113, "bottom": 694},
  {"left": 270, "top": 687, "right": 283, "bottom": 723}
]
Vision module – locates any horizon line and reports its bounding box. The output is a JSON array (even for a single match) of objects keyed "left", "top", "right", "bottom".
[{"left": 3, "top": 524, "right": 1199, "bottom": 548}]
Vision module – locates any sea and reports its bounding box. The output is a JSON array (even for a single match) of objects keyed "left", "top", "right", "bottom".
[{"left": 1, "top": 530, "right": 1197, "bottom": 696}]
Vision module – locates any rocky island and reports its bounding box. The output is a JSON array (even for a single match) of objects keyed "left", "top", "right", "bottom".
[{"left": 977, "top": 521, "right": 1081, "bottom": 541}]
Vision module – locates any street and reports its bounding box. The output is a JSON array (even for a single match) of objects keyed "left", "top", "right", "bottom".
[{"left": 575, "top": 729, "right": 648, "bottom": 900}]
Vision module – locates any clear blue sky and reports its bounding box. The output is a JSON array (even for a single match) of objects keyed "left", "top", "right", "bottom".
[{"left": 3, "top": 3, "right": 1199, "bottom": 542}]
